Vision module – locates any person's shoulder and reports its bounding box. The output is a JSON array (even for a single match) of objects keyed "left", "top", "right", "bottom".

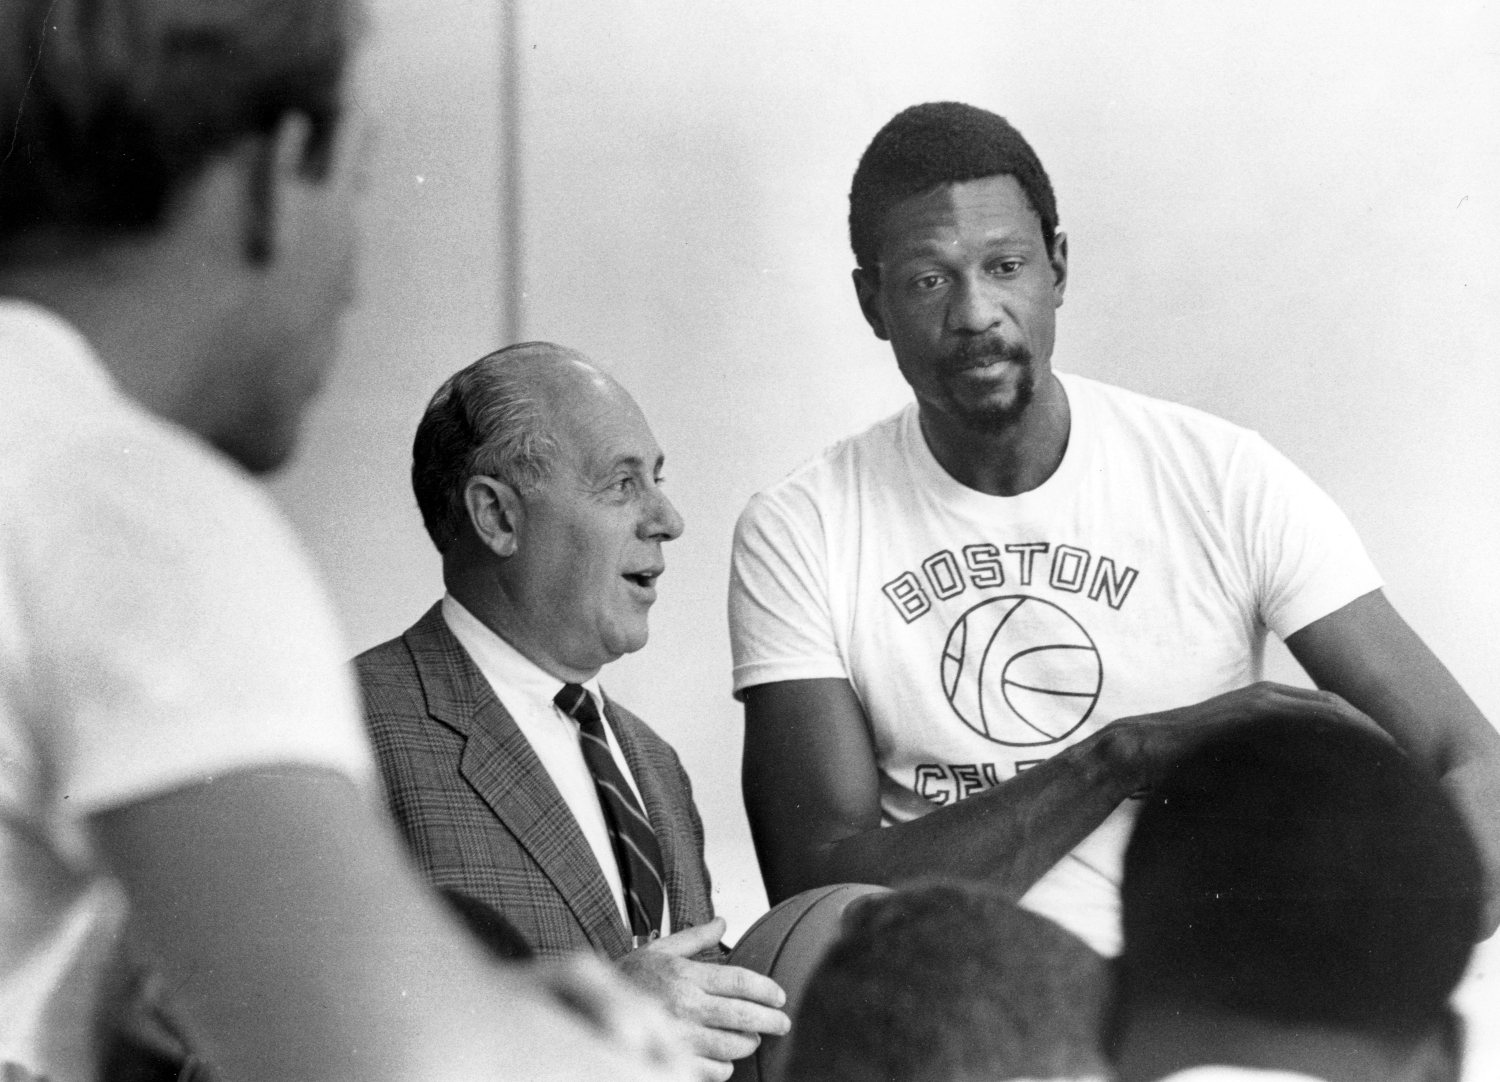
[
  {"left": 764, "top": 405, "right": 910, "bottom": 493},
  {"left": 1064, "top": 371, "right": 1258, "bottom": 471},
  {"left": 3, "top": 317, "right": 375, "bottom": 799},
  {"left": 1066, "top": 371, "right": 1251, "bottom": 441},
  {"left": 739, "top": 405, "right": 912, "bottom": 526},
  {"left": 604, "top": 697, "right": 682, "bottom": 766},
  {"left": 354, "top": 629, "right": 421, "bottom": 680},
  {"left": 353, "top": 624, "right": 434, "bottom": 724},
  {"left": 71, "top": 381, "right": 298, "bottom": 545},
  {"left": 14, "top": 369, "right": 331, "bottom": 624},
  {"left": 4, "top": 332, "right": 263, "bottom": 541}
]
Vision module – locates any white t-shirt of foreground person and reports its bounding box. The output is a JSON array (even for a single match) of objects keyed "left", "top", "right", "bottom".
[{"left": 0, "top": 303, "right": 376, "bottom": 1078}]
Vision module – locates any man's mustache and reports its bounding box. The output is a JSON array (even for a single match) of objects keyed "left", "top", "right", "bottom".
[{"left": 941, "top": 336, "right": 1033, "bottom": 372}]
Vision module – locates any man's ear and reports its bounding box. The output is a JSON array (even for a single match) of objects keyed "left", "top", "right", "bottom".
[
  {"left": 852, "top": 267, "right": 890, "bottom": 341},
  {"left": 241, "top": 112, "right": 317, "bottom": 265},
  {"left": 464, "top": 476, "right": 525, "bottom": 559},
  {"left": 1049, "top": 231, "right": 1069, "bottom": 308}
]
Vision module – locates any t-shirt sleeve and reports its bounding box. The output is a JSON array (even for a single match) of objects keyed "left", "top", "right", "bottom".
[
  {"left": 13, "top": 422, "right": 375, "bottom": 815},
  {"left": 728, "top": 487, "right": 848, "bottom": 698},
  {"left": 1227, "top": 432, "right": 1384, "bottom": 639}
]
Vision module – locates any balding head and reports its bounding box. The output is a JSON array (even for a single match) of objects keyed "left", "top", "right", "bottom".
[
  {"left": 411, "top": 343, "right": 683, "bottom": 681},
  {"left": 413, "top": 341, "right": 625, "bottom": 553}
]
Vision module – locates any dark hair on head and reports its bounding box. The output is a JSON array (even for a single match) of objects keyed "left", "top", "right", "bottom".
[
  {"left": 0, "top": 0, "right": 354, "bottom": 260},
  {"left": 848, "top": 101, "right": 1058, "bottom": 275},
  {"left": 1120, "top": 717, "right": 1483, "bottom": 1045},
  {"left": 411, "top": 343, "right": 567, "bottom": 554},
  {"left": 785, "top": 880, "right": 1108, "bottom": 1082}
]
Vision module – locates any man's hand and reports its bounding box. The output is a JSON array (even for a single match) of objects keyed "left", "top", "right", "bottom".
[
  {"left": 534, "top": 952, "right": 698, "bottom": 1082},
  {"left": 1101, "top": 681, "right": 1384, "bottom": 792},
  {"left": 615, "top": 917, "right": 790, "bottom": 1082}
]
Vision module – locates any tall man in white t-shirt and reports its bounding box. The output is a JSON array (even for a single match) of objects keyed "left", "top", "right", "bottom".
[
  {"left": 0, "top": 4, "right": 687, "bottom": 1081},
  {"left": 729, "top": 101, "right": 1500, "bottom": 953}
]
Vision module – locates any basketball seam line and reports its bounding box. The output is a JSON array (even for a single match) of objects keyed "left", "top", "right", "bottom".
[
  {"left": 1067, "top": 852, "right": 1120, "bottom": 886},
  {"left": 1003, "top": 682, "right": 1097, "bottom": 697},
  {"left": 1008, "top": 643, "right": 1096, "bottom": 656},
  {"left": 757, "top": 885, "right": 859, "bottom": 1075},
  {"left": 975, "top": 599, "right": 1021, "bottom": 736}
]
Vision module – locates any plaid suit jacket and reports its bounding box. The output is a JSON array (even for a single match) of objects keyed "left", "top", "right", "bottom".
[{"left": 355, "top": 603, "right": 717, "bottom": 961}]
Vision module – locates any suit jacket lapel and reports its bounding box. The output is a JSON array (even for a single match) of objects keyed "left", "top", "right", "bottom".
[{"left": 403, "top": 605, "right": 631, "bottom": 957}]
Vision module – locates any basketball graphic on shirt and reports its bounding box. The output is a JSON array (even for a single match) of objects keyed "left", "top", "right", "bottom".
[{"left": 941, "top": 595, "right": 1102, "bottom": 746}]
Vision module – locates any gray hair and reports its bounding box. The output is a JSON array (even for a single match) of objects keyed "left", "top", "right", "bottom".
[{"left": 410, "top": 343, "right": 569, "bottom": 553}]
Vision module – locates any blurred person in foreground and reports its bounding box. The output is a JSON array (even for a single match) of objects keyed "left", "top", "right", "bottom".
[
  {"left": 785, "top": 880, "right": 1109, "bottom": 1082},
  {"left": 1109, "top": 717, "right": 1483, "bottom": 1082},
  {"left": 358, "top": 344, "right": 791, "bottom": 1082},
  {"left": 0, "top": 2, "right": 687, "bottom": 1080}
]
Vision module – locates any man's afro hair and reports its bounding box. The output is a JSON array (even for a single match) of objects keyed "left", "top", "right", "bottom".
[{"left": 848, "top": 101, "right": 1058, "bottom": 274}]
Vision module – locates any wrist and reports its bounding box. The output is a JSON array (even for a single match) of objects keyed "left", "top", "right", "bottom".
[{"left": 1078, "top": 720, "right": 1154, "bottom": 798}]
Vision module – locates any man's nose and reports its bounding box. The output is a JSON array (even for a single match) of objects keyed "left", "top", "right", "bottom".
[
  {"left": 642, "top": 487, "right": 685, "bottom": 541},
  {"left": 945, "top": 273, "right": 1005, "bottom": 335}
]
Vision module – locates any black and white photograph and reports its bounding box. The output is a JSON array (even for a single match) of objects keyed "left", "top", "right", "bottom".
[{"left": 2, "top": 2, "right": 1497, "bottom": 1080}]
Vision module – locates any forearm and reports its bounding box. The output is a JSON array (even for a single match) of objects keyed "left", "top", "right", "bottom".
[
  {"left": 1284, "top": 593, "right": 1500, "bottom": 936},
  {"left": 1376, "top": 714, "right": 1500, "bottom": 931},
  {"left": 1437, "top": 751, "right": 1500, "bottom": 937},
  {"left": 93, "top": 768, "right": 661, "bottom": 1082},
  {"left": 782, "top": 730, "right": 1141, "bottom": 900},
  {"left": 761, "top": 680, "right": 1375, "bottom": 902}
]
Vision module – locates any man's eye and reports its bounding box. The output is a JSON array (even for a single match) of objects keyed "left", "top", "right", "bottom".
[
  {"left": 912, "top": 274, "right": 945, "bottom": 292},
  {"left": 990, "top": 260, "right": 1023, "bottom": 275},
  {"left": 612, "top": 476, "right": 636, "bottom": 493}
]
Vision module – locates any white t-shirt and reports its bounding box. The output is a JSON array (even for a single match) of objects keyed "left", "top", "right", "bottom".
[
  {"left": 0, "top": 301, "right": 375, "bottom": 1082},
  {"left": 729, "top": 371, "right": 1381, "bottom": 954},
  {"left": 440, "top": 594, "right": 669, "bottom": 935}
]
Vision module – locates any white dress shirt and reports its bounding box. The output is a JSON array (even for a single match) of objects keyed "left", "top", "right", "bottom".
[{"left": 441, "top": 594, "right": 669, "bottom": 935}]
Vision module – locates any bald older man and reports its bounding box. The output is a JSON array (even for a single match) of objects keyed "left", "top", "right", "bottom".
[{"left": 356, "top": 343, "right": 788, "bottom": 1082}]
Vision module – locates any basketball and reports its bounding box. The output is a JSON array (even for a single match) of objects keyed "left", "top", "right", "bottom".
[
  {"left": 941, "top": 595, "right": 1102, "bottom": 746},
  {"left": 727, "top": 884, "right": 892, "bottom": 1082}
]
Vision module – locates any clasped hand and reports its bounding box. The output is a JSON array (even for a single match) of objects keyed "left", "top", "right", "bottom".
[
  {"left": 1109, "top": 681, "right": 1387, "bottom": 792},
  {"left": 616, "top": 917, "right": 791, "bottom": 1082}
]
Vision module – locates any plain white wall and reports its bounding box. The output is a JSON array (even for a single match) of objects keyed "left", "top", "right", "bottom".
[
  {"left": 272, "top": 0, "right": 1498, "bottom": 1064},
  {"left": 271, "top": 0, "right": 503, "bottom": 641}
]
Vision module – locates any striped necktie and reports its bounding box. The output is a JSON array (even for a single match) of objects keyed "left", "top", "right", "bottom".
[{"left": 555, "top": 683, "right": 665, "bottom": 944}]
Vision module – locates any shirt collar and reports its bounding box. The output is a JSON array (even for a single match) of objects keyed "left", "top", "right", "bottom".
[{"left": 441, "top": 593, "right": 605, "bottom": 713}]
